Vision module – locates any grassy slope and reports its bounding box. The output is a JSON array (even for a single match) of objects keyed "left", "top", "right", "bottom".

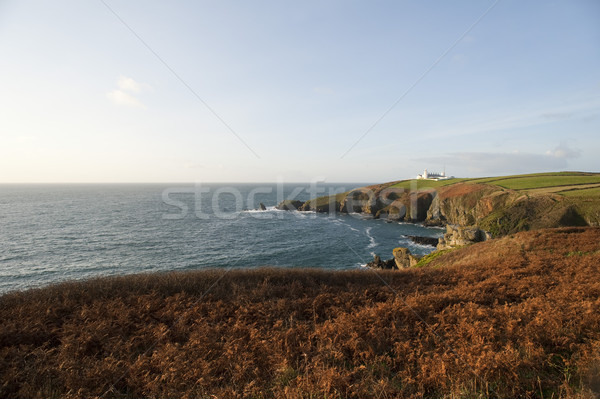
[
  {"left": 390, "top": 171, "right": 600, "bottom": 193},
  {"left": 387, "top": 172, "right": 600, "bottom": 233},
  {"left": 563, "top": 186, "right": 600, "bottom": 197},
  {"left": 286, "top": 173, "right": 599, "bottom": 214},
  {"left": 2, "top": 227, "right": 600, "bottom": 398}
]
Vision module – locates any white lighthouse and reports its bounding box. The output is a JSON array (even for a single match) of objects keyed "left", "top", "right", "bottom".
[{"left": 417, "top": 168, "right": 453, "bottom": 181}]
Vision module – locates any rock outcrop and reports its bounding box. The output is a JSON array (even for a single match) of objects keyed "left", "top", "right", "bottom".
[
  {"left": 365, "top": 254, "right": 397, "bottom": 270},
  {"left": 258, "top": 203, "right": 267, "bottom": 211},
  {"left": 275, "top": 180, "right": 598, "bottom": 237},
  {"left": 276, "top": 185, "right": 436, "bottom": 223},
  {"left": 407, "top": 235, "right": 439, "bottom": 246},
  {"left": 424, "top": 183, "right": 592, "bottom": 236},
  {"left": 437, "top": 225, "right": 491, "bottom": 250},
  {"left": 425, "top": 184, "right": 499, "bottom": 226},
  {"left": 392, "top": 247, "right": 421, "bottom": 268},
  {"left": 276, "top": 200, "right": 303, "bottom": 211}
]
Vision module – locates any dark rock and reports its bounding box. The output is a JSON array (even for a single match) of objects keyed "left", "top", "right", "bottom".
[
  {"left": 365, "top": 254, "right": 397, "bottom": 270},
  {"left": 276, "top": 200, "right": 304, "bottom": 211},
  {"left": 407, "top": 235, "right": 439, "bottom": 247},
  {"left": 405, "top": 191, "right": 435, "bottom": 222},
  {"left": 258, "top": 203, "right": 267, "bottom": 211},
  {"left": 343, "top": 190, "right": 370, "bottom": 214},
  {"left": 298, "top": 196, "right": 344, "bottom": 213},
  {"left": 300, "top": 200, "right": 328, "bottom": 213},
  {"left": 423, "top": 218, "right": 444, "bottom": 227}
]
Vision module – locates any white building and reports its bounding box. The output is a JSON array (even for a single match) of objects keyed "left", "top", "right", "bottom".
[{"left": 416, "top": 168, "right": 454, "bottom": 181}]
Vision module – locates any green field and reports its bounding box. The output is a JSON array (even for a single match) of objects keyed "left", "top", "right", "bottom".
[
  {"left": 561, "top": 186, "right": 600, "bottom": 197},
  {"left": 464, "top": 171, "right": 582, "bottom": 184},
  {"left": 388, "top": 172, "right": 600, "bottom": 194},
  {"left": 490, "top": 175, "right": 600, "bottom": 190},
  {"left": 390, "top": 177, "right": 472, "bottom": 190}
]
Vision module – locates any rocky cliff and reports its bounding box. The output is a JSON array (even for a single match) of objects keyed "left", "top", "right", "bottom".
[
  {"left": 436, "top": 225, "right": 491, "bottom": 250},
  {"left": 427, "top": 183, "right": 593, "bottom": 236},
  {"left": 277, "top": 180, "right": 597, "bottom": 238},
  {"left": 278, "top": 183, "right": 436, "bottom": 223}
]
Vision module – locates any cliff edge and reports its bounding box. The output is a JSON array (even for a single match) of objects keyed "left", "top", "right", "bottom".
[{"left": 277, "top": 172, "right": 600, "bottom": 238}]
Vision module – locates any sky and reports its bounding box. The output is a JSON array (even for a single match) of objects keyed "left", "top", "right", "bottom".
[{"left": 0, "top": 0, "right": 599, "bottom": 183}]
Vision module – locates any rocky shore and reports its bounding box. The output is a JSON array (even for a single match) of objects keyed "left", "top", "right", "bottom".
[
  {"left": 366, "top": 225, "right": 492, "bottom": 270},
  {"left": 274, "top": 184, "right": 499, "bottom": 270},
  {"left": 275, "top": 175, "right": 598, "bottom": 271},
  {"left": 275, "top": 180, "right": 596, "bottom": 233}
]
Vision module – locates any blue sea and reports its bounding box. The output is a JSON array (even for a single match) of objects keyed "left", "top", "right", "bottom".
[{"left": 0, "top": 183, "right": 443, "bottom": 294}]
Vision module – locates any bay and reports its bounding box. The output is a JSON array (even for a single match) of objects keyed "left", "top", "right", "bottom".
[{"left": 0, "top": 183, "right": 443, "bottom": 294}]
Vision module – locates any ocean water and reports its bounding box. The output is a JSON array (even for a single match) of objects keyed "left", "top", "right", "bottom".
[{"left": 0, "top": 183, "right": 443, "bottom": 294}]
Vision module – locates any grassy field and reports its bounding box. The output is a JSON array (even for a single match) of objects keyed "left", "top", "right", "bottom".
[
  {"left": 389, "top": 177, "right": 472, "bottom": 190},
  {"left": 389, "top": 172, "right": 600, "bottom": 197},
  {"left": 561, "top": 186, "right": 600, "bottom": 197},
  {"left": 1, "top": 227, "right": 599, "bottom": 398},
  {"left": 488, "top": 175, "right": 600, "bottom": 191}
]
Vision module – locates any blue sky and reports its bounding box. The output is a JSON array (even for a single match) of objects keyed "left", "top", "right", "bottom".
[{"left": 1, "top": 0, "right": 598, "bottom": 183}]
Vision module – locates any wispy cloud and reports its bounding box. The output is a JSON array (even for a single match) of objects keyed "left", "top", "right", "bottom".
[
  {"left": 117, "top": 75, "right": 151, "bottom": 93},
  {"left": 106, "top": 89, "right": 144, "bottom": 108},
  {"left": 451, "top": 53, "right": 467, "bottom": 65},
  {"left": 546, "top": 142, "right": 581, "bottom": 159},
  {"left": 540, "top": 112, "right": 572, "bottom": 120},
  {"left": 412, "top": 94, "right": 600, "bottom": 142},
  {"left": 107, "top": 76, "right": 152, "bottom": 108}
]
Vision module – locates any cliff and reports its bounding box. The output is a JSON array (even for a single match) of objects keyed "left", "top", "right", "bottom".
[
  {"left": 426, "top": 182, "right": 594, "bottom": 236},
  {"left": 277, "top": 172, "right": 600, "bottom": 238}
]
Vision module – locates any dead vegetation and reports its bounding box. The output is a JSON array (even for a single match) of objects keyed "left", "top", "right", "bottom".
[{"left": 1, "top": 227, "right": 600, "bottom": 398}]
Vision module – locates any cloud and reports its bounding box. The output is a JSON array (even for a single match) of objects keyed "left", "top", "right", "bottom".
[
  {"left": 451, "top": 54, "right": 467, "bottom": 65},
  {"left": 107, "top": 76, "right": 152, "bottom": 108},
  {"left": 410, "top": 93, "right": 600, "bottom": 142},
  {"left": 546, "top": 142, "right": 581, "bottom": 159},
  {"left": 106, "top": 90, "right": 144, "bottom": 108},
  {"left": 117, "top": 76, "right": 151, "bottom": 93}
]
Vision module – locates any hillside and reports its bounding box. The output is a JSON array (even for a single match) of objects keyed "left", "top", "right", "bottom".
[
  {"left": 1, "top": 227, "right": 599, "bottom": 398},
  {"left": 279, "top": 172, "right": 600, "bottom": 237}
]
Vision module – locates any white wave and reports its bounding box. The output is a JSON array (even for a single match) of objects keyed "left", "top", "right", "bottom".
[
  {"left": 408, "top": 242, "right": 439, "bottom": 251},
  {"left": 241, "top": 206, "right": 285, "bottom": 213},
  {"left": 334, "top": 219, "right": 360, "bottom": 232},
  {"left": 291, "top": 210, "right": 309, "bottom": 218},
  {"left": 365, "top": 227, "right": 377, "bottom": 249}
]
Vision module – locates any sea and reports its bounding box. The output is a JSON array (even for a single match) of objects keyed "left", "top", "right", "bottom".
[{"left": 0, "top": 183, "right": 444, "bottom": 294}]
